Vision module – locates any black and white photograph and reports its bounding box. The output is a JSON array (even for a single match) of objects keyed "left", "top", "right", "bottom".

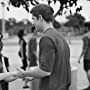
[{"left": 0, "top": 0, "right": 90, "bottom": 90}]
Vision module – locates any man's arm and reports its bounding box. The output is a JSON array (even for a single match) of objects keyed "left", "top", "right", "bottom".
[
  {"left": 17, "top": 66, "right": 51, "bottom": 78},
  {"left": 16, "top": 37, "right": 55, "bottom": 79},
  {"left": 4, "top": 72, "right": 18, "bottom": 82}
]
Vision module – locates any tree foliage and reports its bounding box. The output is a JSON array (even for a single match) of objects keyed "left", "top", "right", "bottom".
[
  {"left": 7, "top": 0, "right": 89, "bottom": 17},
  {"left": 65, "top": 13, "right": 85, "bottom": 29},
  {"left": 64, "top": 13, "right": 87, "bottom": 35}
]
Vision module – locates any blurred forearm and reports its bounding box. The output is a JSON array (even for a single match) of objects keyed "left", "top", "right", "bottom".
[
  {"left": 23, "top": 66, "right": 51, "bottom": 78},
  {"left": 0, "top": 72, "right": 14, "bottom": 81}
]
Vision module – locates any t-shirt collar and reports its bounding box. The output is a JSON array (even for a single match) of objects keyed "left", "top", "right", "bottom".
[{"left": 44, "top": 28, "right": 54, "bottom": 34}]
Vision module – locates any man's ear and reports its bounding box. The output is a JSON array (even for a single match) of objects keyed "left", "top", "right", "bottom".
[{"left": 39, "top": 15, "right": 43, "bottom": 22}]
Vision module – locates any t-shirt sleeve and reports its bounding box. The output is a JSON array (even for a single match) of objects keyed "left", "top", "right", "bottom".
[{"left": 39, "top": 37, "right": 55, "bottom": 72}]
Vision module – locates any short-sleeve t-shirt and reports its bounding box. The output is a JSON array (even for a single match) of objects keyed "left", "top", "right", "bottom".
[{"left": 39, "top": 28, "right": 71, "bottom": 90}]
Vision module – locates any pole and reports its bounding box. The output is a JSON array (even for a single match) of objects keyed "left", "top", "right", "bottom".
[
  {"left": 1, "top": 0, "right": 8, "bottom": 39},
  {"left": 2, "top": 1, "right": 5, "bottom": 34}
]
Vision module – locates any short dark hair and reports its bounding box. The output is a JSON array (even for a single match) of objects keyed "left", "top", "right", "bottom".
[
  {"left": 53, "top": 20, "right": 61, "bottom": 29},
  {"left": 30, "top": 4, "right": 54, "bottom": 23}
]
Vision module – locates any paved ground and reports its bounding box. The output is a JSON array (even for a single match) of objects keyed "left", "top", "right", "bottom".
[{"left": 2, "top": 35, "right": 89, "bottom": 90}]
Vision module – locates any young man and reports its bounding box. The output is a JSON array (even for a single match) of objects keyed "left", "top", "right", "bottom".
[{"left": 16, "top": 4, "right": 71, "bottom": 90}]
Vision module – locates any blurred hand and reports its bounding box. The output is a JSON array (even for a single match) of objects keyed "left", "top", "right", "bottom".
[
  {"left": 11, "top": 71, "right": 18, "bottom": 77},
  {"left": 15, "top": 68, "right": 26, "bottom": 78}
]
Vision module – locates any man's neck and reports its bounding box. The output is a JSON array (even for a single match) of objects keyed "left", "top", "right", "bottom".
[{"left": 43, "top": 22, "right": 54, "bottom": 32}]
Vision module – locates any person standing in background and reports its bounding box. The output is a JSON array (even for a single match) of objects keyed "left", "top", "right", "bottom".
[
  {"left": 78, "top": 29, "right": 90, "bottom": 90},
  {"left": 17, "top": 29, "right": 28, "bottom": 71},
  {"left": 23, "top": 26, "right": 37, "bottom": 89},
  {"left": 28, "top": 25, "right": 38, "bottom": 67}
]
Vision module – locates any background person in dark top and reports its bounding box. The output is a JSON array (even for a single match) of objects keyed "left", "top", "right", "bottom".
[
  {"left": 15, "top": 4, "right": 71, "bottom": 90},
  {"left": 22, "top": 25, "right": 37, "bottom": 89},
  {"left": 28, "top": 25, "right": 37, "bottom": 67},
  {"left": 17, "top": 29, "right": 28, "bottom": 70},
  {"left": 78, "top": 30, "right": 90, "bottom": 90}
]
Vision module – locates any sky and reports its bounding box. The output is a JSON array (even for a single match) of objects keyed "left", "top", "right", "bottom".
[{"left": 0, "top": 0, "right": 90, "bottom": 22}]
